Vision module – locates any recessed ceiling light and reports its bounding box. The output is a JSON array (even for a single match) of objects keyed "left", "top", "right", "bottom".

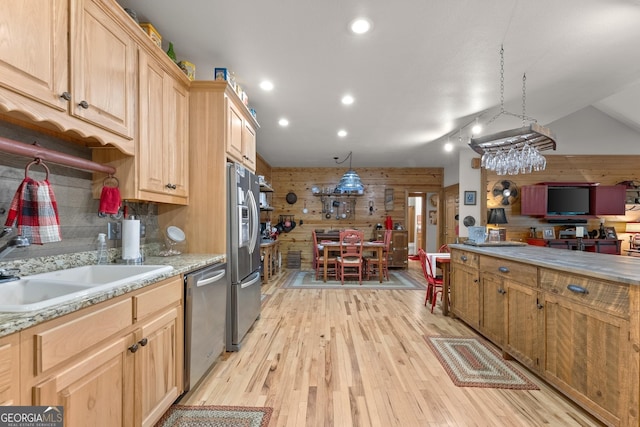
[
  {"left": 259, "top": 80, "right": 274, "bottom": 91},
  {"left": 278, "top": 118, "right": 289, "bottom": 127},
  {"left": 337, "top": 130, "right": 348, "bottom": 137},
  {"left": 444, "top": 142, "right": 454, "bottom": 152},
  {"left": 341, "top": 94, "right": 354, "bottom": 105},
  {"left": 350, "top": 18, "right": 372, "bottom": 34}
]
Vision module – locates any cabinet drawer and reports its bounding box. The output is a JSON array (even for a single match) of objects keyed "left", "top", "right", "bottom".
[
  {"left": 33, "top": 299, "right": 133, "bottom": 374},
  {"left": 480, "top": 256, "right": 537, "bottom": 287},
  {"left": 134, "top": 277, "right": 182, "bottom": 321},
  {"left": 450, "top": 249, "right": 479, "bottom": 268},
  {"left": 539, "top": 269, "right": 629, "bottom": 317}
]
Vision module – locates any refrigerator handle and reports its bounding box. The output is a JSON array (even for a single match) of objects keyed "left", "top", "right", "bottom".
[
  {"left": 240, "top": 271, "right": 261, "bottom": 288},
  {"left": 247, "top": 189, "right": 259, "bottom": 254}
]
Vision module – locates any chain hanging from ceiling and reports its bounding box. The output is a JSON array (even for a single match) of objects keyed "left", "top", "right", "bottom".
[{"left": 469, "top": 46, "right": 557, "bottom": 175}]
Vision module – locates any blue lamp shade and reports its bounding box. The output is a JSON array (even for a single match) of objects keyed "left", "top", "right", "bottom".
[{"left": 336, "top": 169, "right": 364, "bottom": 194}]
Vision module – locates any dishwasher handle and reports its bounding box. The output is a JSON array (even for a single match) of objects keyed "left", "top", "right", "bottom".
[{"left": 196, "top": 270, "right": 226, "bottom": 287}]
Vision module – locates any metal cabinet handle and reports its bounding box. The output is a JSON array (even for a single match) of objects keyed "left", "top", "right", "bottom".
[
  {"left": 60, "top": 92, "right": 71, "bottom": 101},
  {"left": 567, "top": 284, "right": 589, "bottom": 294},
  {"left": 138, "top": 338, "right": 148, "bottom": 347},
  {"left": 537, "top": 303, "right": 544, "bottom": 309},
  {"left": 78, "top": 100, "right": 89, "bottom": 109},
  {"left": 498, "top": 266, "right": 510, "bottom": 273},
  {"left": 460, "top": 255, "right": 468, "bottom": 261},
  {"left": 128, "top": 343, "right": 139, "bottom": 353},
  {"left": 165, "top": 183, "right": 177, "bottom": 190}
]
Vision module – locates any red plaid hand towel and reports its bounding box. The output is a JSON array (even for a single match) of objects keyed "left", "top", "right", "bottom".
[{"left": 4, "top": 178, "right": 62, "bottom": 244}]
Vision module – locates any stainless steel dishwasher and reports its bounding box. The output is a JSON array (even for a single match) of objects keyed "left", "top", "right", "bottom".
[{"left": 183, "top": 262, "right": 227, "bottom": 392}]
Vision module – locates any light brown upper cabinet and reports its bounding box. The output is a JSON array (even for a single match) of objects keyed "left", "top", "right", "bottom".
[{"left": 0, "top": 0, "right": 136, "bottom": 154}]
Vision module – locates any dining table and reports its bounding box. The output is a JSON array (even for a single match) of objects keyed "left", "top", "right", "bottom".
[
  {"left": 320, "top": 241, "right": 387, "bottom": 283},
  {"left": 427, "top": 252, "right": 451, "bottom": 315}
]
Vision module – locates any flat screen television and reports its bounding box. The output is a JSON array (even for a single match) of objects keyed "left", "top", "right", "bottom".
[{"left": 547, "top": 186, "right": 590, "bottom": 215}]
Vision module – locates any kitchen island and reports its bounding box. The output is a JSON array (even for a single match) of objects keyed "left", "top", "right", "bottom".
[{"left": 448, "top": 243, "right": 640, "bottom": 427}]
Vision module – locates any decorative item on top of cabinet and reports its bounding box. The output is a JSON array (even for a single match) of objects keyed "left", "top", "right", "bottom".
[{"left": 0, "top": 0, "right": 136, "bottom": 154}]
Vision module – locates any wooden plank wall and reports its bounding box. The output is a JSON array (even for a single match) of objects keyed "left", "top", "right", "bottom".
[
  {"left": 485, "top": 155, "right": 640, "bottom": 250},
  {"left": 260, "top": 167, "right": 443, "bottom": 270}
]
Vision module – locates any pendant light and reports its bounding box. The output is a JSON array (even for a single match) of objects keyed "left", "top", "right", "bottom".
[{"left": 334, "top": 151, "right": 364, "bottom": 194}]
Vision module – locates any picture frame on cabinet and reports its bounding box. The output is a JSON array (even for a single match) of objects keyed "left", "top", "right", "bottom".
[
  {"left": 604, "top": 226, "right": 617, "bottom": 239},
  {"left": 542, "top": 227, "right": 555, "bottom": 239},
  {"left": 464, "top": 191, "right": 476, "bottom": 205}
]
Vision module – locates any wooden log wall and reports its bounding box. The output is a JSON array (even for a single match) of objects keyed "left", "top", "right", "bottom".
[
  {"left": 259, "top": 167, "right": 443, "bottom": 270},
  {"left": 485, "top": 155, "right": 640, "bottom": 251}
]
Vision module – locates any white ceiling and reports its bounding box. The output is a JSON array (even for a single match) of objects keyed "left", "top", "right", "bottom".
[{"left": 117, "top": 0, "right": 640, "bottom": 168}]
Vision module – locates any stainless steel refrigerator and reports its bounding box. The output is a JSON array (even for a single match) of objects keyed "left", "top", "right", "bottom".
[{"left": 226, "top": 162, "right": 262, "bottom": 351}]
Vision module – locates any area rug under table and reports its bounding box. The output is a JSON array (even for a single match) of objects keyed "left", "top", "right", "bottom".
[
  {"left": 282, "top": 270, "right": 426, "bottom": 290},
  {"left": 155, "top": 405, "right": 273, "bottom": 427},
  {"left": 425, "top": 335, "right": 539, "bottom": 390}
]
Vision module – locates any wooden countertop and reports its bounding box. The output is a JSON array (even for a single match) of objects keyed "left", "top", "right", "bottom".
[
  {"left": 450, "top": 243, "right": 640, "bottom": 285},
  {"left": 0, "top": 253, "right": 225, "bottom": 338}
]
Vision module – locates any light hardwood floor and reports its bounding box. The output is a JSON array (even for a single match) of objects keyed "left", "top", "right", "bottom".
[{"left": 180, "top": 262, "right": 603, "bottom": 427}]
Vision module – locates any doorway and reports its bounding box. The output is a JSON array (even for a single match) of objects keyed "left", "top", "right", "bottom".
[{"left": 407, "top": 192, "right": 438, "bottom": 254}]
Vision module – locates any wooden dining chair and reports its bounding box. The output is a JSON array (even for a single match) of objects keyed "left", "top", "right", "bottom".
[
  {"left": 336, "top": 229, "right": 365, "bottom": 285},
  {"left": 418, "top": 248, "right": 443, "bottom": 313},
  {"left": 365, "top": 229, "right": 391, "bottom": 281},
  {"left": 312, "top": 230, "right": 337, "bottom": 280}
]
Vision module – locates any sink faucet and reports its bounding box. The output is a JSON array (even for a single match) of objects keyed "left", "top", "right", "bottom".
[{"left": 0, "top": 227, "right": 30, "bottom": 259}]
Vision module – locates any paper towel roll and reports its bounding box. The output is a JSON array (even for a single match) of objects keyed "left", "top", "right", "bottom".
[{"left": 122, "top": 219, "right": 141, "bottom": 260}]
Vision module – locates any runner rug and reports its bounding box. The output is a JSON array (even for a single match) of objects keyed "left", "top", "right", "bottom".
[
  {"left": 425, "top": 336, "right": 539, "bottom": 390},
  {"left": 282, "top": 270, "right": 426, "bottom": 290},
  {"left": 155, "top": 405, "right": 272, "bottom": 427}
]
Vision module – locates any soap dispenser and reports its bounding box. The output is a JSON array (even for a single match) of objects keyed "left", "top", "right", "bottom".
[{"left": 96, "top": 233, "right": 108, "bottom": 264}]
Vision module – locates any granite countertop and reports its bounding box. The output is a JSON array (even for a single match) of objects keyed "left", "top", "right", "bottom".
[
  {"left": 0, "top": 253, "right": 225, "bottom": 338},
  {"left": 450, "top": 243, "right": 640, "bottom": 285}
]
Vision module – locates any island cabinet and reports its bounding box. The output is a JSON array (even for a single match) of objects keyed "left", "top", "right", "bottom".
[
  {"left": 540, "top": 269, "right": 630, "bottom": 427},
  {"left": 449, "top": 249, "right": 480, "bottom": 329},
  {"left": 19, "top": 276, "right": 183, "bottom": 427},
  {"left": 0, "top": 333, "right": 20, "bottom": 405},
  {"left": 0, "top": 0, "right": 136, "bottom": 154},
  {"left": 450, "top": 246, "right": 638, "bottom": 427}
]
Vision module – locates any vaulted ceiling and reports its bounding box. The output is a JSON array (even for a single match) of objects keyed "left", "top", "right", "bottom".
[{"left": 118, "top": 0, "right": 640, "bottom": 168}]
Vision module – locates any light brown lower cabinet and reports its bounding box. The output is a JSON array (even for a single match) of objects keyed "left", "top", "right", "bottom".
[
  {"left": 18, "top": 276, "right": 183, "bottom": 427},
  {"left": 0, "top": 333, "right": 20, "bottom": 405},
  {"left": 450, "top": 248, "right": 637, "bottom": 427}
]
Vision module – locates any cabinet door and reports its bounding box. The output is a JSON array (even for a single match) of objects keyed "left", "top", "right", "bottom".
[
  {"left": 136, "top": 307, "right": 182, "bottom": 427},
  {"left": 0, "top": 0, "right": 68, "bottom": 111},
  {"left": 521, "top": 185, "right": 548, "bottom": 216},
  {"left": 389, "top": 231, "right": 408, "bottom": 268},
  {"left": 0, "top": 333, "right": 20, "bottom": 406},
  {"left": 32, "top": 335, "right": 135, "bottom": 427},
  {"left": 70, "top": 0, "right": 135, "bottom": 139},
  {"left": 592, "top": 185, "right": 626, "bottom": 215},
  {"left": 450, "top": 265, "right": 480, "bottom": 329},
  {"left": 480, "top": 273, "right": 505, "bottom": 346},
  {"left": 242, "top": 120, "right": 257, "bottom": 171},
  {"left": 165, "top": 77, "right": 189, "bottom": 198},
  {"left": 226, "top": 98, "right": 244, "bottom": 162},
  {"left": 138, "top": 50, "right": 166, "bottom": 195},
  {"left": 505, "top": 281, "right": 541, "bottom": 371},
  {"left": 543, "top": 294, "right": 628, "bottom": 426}
]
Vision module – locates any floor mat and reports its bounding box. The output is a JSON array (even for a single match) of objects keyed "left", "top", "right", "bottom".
[
  {"left": 155, "top": 405, "right": 272, "bottom": 427},
  {"left": 425, "top": 335, "right": 539, "bottom": 390},
  {"left": 282, "top": 270, "right": 426, "bottom": 290}
]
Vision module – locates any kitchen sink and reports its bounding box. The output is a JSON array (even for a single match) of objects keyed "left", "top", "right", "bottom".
[{"left": 0, "top": 264, "right": 174, "bottom": 312}]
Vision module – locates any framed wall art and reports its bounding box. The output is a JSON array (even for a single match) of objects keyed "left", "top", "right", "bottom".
[
  {"left": 542, "top": 227, "right": 555, "bottom": 239},
  {"left": 464, "top": 191, "right": 476, "bottom": 205},
  {"left": 604, "top": 226, "right": 617, "bottom": 239}
]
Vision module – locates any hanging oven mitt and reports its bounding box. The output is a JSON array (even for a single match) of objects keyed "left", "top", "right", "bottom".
[{"left": 5, "top": 177, "right": 62, "bottom": 244}]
